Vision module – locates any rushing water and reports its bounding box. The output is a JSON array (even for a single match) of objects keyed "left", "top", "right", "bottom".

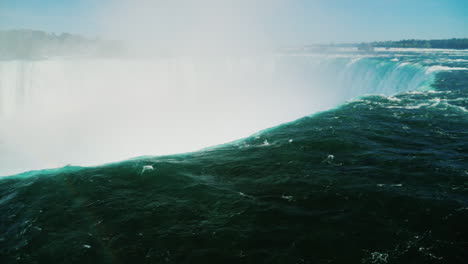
[
  {"left": 0, "top": 53, "right": 436, "bottom": 176},
  {"left": 0, "top": 49, "right": 467, "bottom": 263}
]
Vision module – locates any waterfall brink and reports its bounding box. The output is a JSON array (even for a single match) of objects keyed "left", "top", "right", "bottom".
[{"left": 0, "top": 55, "right": 435, "bottom": 175}]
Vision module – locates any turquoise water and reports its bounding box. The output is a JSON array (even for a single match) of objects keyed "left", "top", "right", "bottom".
[{"left": 1, "top": 49, "right": 467, "bottom": 263}]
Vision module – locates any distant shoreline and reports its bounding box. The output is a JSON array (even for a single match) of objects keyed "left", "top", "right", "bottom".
[
  {"left": 292, "top": 38, "right": 468, "bottom": 52},
  {"left": 0, "top": 29, "right": 123, "bottom": 59},
  {"left": 1, "top": 29, "right": 467, "bottom": 59}
]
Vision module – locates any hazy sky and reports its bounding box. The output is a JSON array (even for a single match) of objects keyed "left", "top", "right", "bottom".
[{"left": 0, "top": 0, "right": 467, "bottom": 45}]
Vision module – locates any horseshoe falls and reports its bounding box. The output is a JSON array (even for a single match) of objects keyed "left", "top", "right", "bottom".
[
  {"left": 1, "top": 48, "right": 468, "bottom": 264},
  {"left": 0, "top": 55, "right": 434, "bottom": 176}
]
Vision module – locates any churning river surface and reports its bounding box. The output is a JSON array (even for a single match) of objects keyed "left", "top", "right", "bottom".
[{"left": 0, "top": 48, "right": 467, "bottom": 263}]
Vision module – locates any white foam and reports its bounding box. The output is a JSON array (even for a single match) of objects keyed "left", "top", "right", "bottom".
[
  {"left": 281, "top": 195, "right": 294, "bottom": 202},
  {"left": 387, "top": 103, "right": 430, "bottom": 110},
  {"left": 397, "top": 62, "right": 411, "bottom": 68},
  {"left": 425, "top": 65, "right": 468, "bottom": 74},
  {"left": 369, "top": 252, "right": 389, "bottom": 263},
  {"left": 446, "top": 103, "right": 468, "bottom": 112},
  {"left": 141, "top": 165, "right": 154, "bottom": 174}
]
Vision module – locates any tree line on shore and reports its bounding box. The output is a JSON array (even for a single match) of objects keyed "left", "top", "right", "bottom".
[{"left": 359, "top": 38, "right": 468, "bottom": 50}]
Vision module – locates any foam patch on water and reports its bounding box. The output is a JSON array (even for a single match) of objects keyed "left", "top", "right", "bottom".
[
  {"left": 397, "top": 62, "right": 411, "bottom": 68},
  {"left": 425, "top": 65, "right": 468, "bottom": 74}
]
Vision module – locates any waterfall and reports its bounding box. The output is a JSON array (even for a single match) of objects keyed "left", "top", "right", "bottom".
[{"left": 0, "top": 55, "right": 435, "bottom": 175}]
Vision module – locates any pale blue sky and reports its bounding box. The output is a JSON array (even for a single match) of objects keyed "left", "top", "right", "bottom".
[{"left": 0, "top": 0, "right": 467, "bottom": 44}]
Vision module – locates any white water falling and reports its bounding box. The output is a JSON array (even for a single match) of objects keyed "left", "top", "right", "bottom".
[{"left": 0, "top": 55, "right": 434, "bottom": 175}]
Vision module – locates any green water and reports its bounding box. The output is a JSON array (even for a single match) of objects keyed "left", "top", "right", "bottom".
[{"left": 1, "top": 50, "right": 467, "bottom": 263}]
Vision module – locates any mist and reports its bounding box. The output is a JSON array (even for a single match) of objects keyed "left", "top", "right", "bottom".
[
  {"left": 95, "top": 0, "right": 286, "bottom": 55},
  {"left": 0, "top": 1, "right": 370, "bottom": 175}
]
